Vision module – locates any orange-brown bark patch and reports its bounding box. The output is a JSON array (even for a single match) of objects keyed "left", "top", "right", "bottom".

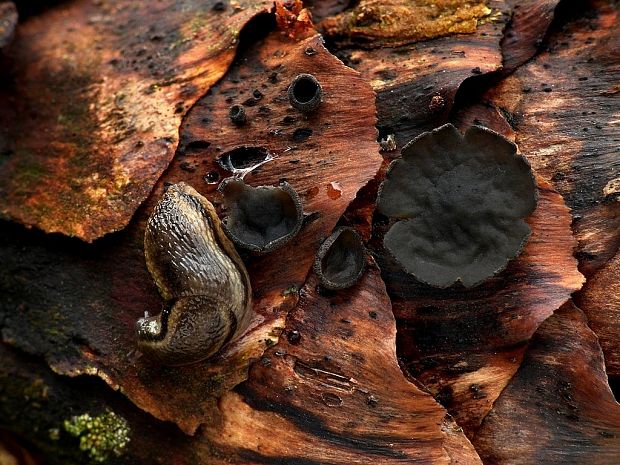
[{"left": 0, "top": 0, "right": 272, "bottom": 241}]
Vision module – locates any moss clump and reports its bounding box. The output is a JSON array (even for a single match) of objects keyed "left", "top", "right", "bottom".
[{"left": 63, "top": 410, "right": 130, "bottom": 463}]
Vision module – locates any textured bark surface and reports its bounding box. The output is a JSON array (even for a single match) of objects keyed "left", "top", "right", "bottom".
[
  {"left": 0, "top": 0, "right": 618, "bottom": 463},
  {"left": 320, "top": 0, "right": 493, "bottom": 47},
  {"left": 0, "top": 30, "right": 382, "bottom": 435},
  {"left": 378, "top": 179, "right": 584, "bottom": 436},
  {"left": 0, "top": 0, "right": 272, "bottom": 241},
  {"left": 203, "top": 267, "right": 482, "bottom": 464},
  {"left": 0, "top": 344, "right": 195, "bottom": 465},
  {"left": 474, "top": 302, "right": 620, "bottom": 464},
  {"left": 0, "top": 266, "right": 482, "bottom": 464},
  {"left": 501, "top": 0, "right": 560, "bottom": 72},
  {"left": 327, "top": 0, "right": 510, "bottom": 148},
  {"left": 455, "top": 0, "right": 620, "bottom": 379},
  {"left": 575, "top": 251, "right": 620, "bottom": 376},
  {"left": 482, "top": 0, "right": 620, "bottom": 276}
]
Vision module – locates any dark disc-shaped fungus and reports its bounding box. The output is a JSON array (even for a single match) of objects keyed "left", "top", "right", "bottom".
[
  {"left": 377, "top": 124, "right": 537, "bottom": 288},
  {"left": 228, "top": 104, "right": 247, "bottom": 126},
  {"left": 314, "top": 227, "right": 365, "bottom": 290},
  {"left": 288, "top": 73, "right": 322, "bottom": 113},
  {"left": 218, "top": 178, "right": 304, "bottom": 253}
]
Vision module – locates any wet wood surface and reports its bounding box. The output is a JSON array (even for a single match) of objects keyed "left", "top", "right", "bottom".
[
  {"left": 205, "top": 267, "right": 481, "bottom": 464},
  {"left": 0, "top": 0, "right": 272, "bottom": 241},
  {"left": 454, "top": 0, "right": 620, "bottom": 379},
  {"left": 377, "top": 179, "right": 584, "bottom": 436},
  {"left": 474, "top": 302, "right": 620, "bottom": 464},
  {"left": 480, "top": 0, "right": 620, "bottom": 276},
  {"left": 0, "top": 29, "right": 383, "bottom": 436},
  {"left": 0, "top": 0, "right": 618, "bottom": 464},
  {"left": 332, "top": 0, "right": 510, "bottom": 149},
  {"left": 575, "top": 251, "right": 620, "bottom": 377},
  {"left": 500, "top": 0, "right": 560, "bottom": 73}
]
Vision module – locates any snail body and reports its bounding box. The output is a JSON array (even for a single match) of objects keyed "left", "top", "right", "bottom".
[{"left": 136, "top": 182, "right": 252, "bottom": 366}]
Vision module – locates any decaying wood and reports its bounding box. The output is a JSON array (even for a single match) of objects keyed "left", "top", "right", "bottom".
[
  {"left": 374, "top": 179, "right": 584, "bottom": 436},
  {"left": 0, "top": 265, "right": 482, "bottom": 464},
  {"left": 0, "top": 344, "right": 197, "bottom": 464},
  {"left": 325, "top": 0, "right": 510, "bottom": 148},
  {"left": 0, "top": 29, "right": 382, "bottom": 435},
  {"left": 500, "top": 0, "right": 560, "bottom": 72},
  {"left": 0, "top": 0, "right": 619, "bottom": 463},
  {"left": 474, "top": 302, "right": 620, "bottom": 464},
  {"left": 0, "top": 0, "right": 272, "bottom": 241},
  {"left": 481, "top": 0, "right": 620, "bottom": 276},
  {"left": 575, "top": 251, "right": 620, "bottom": 377},
  {"left": 320, "top": 0, "right": 494, "bottom": 48},
  {"left": 203, "top": 267, "right": 481, "bottom": 464},
  {"left": 454, "top": 0, "right": 620, "bottom": 379}
]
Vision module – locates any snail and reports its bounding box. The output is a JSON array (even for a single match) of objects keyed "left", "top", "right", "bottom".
[{"left": 136, "top": 182, "right": 252, "bottom": 366}]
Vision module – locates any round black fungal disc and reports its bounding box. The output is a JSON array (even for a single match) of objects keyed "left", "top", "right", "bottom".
[
  {"left": 218, "top": 178, "right": 304, "bottom": 254},
  {"left": 377, "top": 123, "right": 538, "bottom": 288},
  {"left": 314, "top": 227, "right": 365, "bottom": 290}
]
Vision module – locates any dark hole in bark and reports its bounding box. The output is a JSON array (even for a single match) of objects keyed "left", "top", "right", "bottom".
[{"left": 217, "top": 146, "right": 271, "bottom": 171}]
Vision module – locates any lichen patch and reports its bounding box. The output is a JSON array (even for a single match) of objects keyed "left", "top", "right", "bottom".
[{"left": 320, "top": 0, "right": 493, "bottom": 48}]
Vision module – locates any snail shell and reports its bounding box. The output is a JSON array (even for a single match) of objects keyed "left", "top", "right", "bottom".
[{"left": 136, "top": 182, "right": 252, "bottom": 366}]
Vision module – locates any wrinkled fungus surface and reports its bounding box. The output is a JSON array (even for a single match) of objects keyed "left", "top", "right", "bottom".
[
  {"left": 314, "top": 226, "right": 365, "bottom": 290},
  {"left": 377, "top": 123, "right": 537, "bottom": 288},
  {"left": 218, "top": 178, "right": 304, "bottom": 253}
]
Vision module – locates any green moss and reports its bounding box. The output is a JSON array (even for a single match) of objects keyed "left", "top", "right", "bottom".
[
  {"left": 190, "top": 13, "right": 208, "bottom": 33},
  {"left": 63, "top": 410, "right": 130, "bottom": 463}
]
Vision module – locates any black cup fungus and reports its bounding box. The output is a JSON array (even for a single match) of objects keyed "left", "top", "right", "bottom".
[
  {"left": 218, "top": 178, "right": 304, "bottom": 253},
  {"left": 314, "top": 227, "right": 365, "bottom": 290},
  {"left": 377, "top": 123, "right": 538, "bottom": 288}
]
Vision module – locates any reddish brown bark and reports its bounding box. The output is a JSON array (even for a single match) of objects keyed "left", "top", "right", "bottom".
[
  {"left": 325, "top": 0, "right": 510, "bottom": 147},
  {"left": 0, "top": 266, "right": 482, "bottom": 464},
  {"left": 481, "top": 0, "right": 620, "bottom": 276},
  {"left": 501, "top": 0, "right": 560, "bottom": 72},
  {"left": 454, "top": 0, "right": 620, "bottom": 378},
  {"left": 203, "top": 267, "right": 481, "bottom": 464},
  {"left": 0, "top": 1, "right": 618, "bottom": 463},
  {"left": 474, "top": 302, "right": 620, "bottom": 464},
  {"left": 575, "top": 251, "right": 620, "bottom": 376},
  {"left": 0, "top": 0, "right": 272, "bottom": 241},
  {"left": 377, "top": 179, "right": 584, "bottom": 436},
  {"left": 0, "top": 30, "right": 383, "bottom": 435}
]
